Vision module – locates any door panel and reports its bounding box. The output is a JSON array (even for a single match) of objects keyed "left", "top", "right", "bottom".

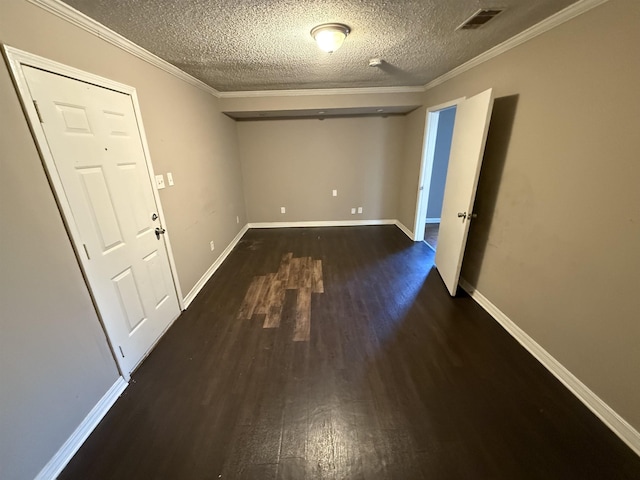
[
  {"left": 120, "top": 164, "right": 153, "bottom": 235},
  {"left": 113, "top": 268, "right": 146, "bottom": 332},
  {"left": 79, "top": 167, "right": 124, "bottom": 250},
  {"left": 435, "top": 89, "right": 494, "bottom": 296},
  {"left": 23, "top": 66, "right": 180, "bottom": 374},
  {"left": 143, "top": 250, "right": 170, "bottom": 307}
]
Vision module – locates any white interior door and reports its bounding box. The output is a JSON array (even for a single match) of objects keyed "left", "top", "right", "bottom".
[
  {"left": 22, "top": 66, "right": 180, "bottom": 375},
  {"left": 435, "top": 88, "right": 494, "bottom": 296}
]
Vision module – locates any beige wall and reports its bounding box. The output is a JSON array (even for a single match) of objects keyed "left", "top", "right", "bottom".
[
  {"left": 238, "top": 116, "right": 405, "bottom": 222},
  {"left": 146, "top": 89, "right": 246, "bottom": 295},
  {"left": 0, "top": 1, "right": 246, "bottom": 478},
  {"left": 411, "top": 0, "right": 640, "bottom": 430}
]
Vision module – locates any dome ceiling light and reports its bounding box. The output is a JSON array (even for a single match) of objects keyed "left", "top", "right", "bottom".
[{"left": 311, "top": 23, "right": 351, "bottom": 53}]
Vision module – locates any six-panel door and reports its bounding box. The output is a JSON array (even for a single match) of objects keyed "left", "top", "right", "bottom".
[{"left": 23, "top": 66, "right": 180, "bottom": 375}]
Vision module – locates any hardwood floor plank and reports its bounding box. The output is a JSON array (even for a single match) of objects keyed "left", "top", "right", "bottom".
[
  {"left": 59, "top": 226, "right": 640, "bottom": 480},
  {"left": 250, "top": 275, "right": 270, "bottom": 318},
  {"left": 264, "top": 279, "right": 285, "bottom": 328},
  {"left": 312, "top": 259, "right": 324, "bottom": 293},
  {"left": 238, "top": 275, "right": 265, "bottom": 319},
  {"left": 255, "top": 273, "right": 277, "bottom": 315},
  {"left": 424, "top": 223, "right": 439, "bottom": 251},
  {"left": 278, "top": 252, "right": 293, "bottom": 283},
  {"left": 293, "top": 287, "right": 312, "bottom": 342},
  {"left": 278, "top": 456, "right": 306, "bottom": 480},
  {"left": 287, "top": 257, "right": 301, "bottom": 289},
  {"left": 301, "top": 256, "right": 313, "bottom": 289}
]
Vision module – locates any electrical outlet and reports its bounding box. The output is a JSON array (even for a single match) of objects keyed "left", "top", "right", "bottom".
[
  {"left": 357, "top": 207, "right": 363, "bottom": 214},
  {"left": 155, "top": 174, "right": 165, "bottom": 189},
  {"left": 210, "top": 241, "right": 215, "bottom": 251},
  {"left": 351, "top": 208, "right": 356, "bottom": 214},
  {"left": 281, "top": 207, "right": 286, "bottom": 214},
  {"left": 332, "top": 189, "right": 337, "bottom": 197},
  {"left": 167, "top": 172, "right": 174, "bottom": 186}
]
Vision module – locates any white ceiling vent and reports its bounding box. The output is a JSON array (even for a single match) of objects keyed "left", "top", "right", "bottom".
[{"left": 457, "top": 8, "right": 505, "bottom": 30}]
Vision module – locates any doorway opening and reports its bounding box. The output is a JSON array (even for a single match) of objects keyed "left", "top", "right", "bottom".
[{"left": 414, "top": 99, "right": 462, "bottom": 250}]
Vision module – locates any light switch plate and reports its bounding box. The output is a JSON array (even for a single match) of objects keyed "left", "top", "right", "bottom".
[
  {"left": 351, "top": 208, "right": 356, "bottom": 214},
  {"left": 167, "top": 172, "right": 174, "bottom": 186},
  {"left": 155, "top": 174, "right": 165, "bottom": 189},
  {"left": 332, "top": 189, "right": 337, "bottom": 197},
  {"left": 280, "top": 207, "right": 286, "bottom": 214},
  {"left": 357, "top": 207, "right": 363, "bottom": 214}
]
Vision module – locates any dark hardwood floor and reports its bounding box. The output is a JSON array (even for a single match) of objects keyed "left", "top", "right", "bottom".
[
  {"left": 424, "top": 223, "right": 439, "bottom": 251},
  {"left": 60, "top": 226, "right": 640, "bottom": 479}
]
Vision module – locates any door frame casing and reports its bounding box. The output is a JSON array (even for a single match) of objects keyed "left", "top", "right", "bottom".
[
  {"left": 413, "top": 97, "right": 465, "bottom": 242},
  {"left": 3, "top": 45, "right": 185, "bottom": 377}
]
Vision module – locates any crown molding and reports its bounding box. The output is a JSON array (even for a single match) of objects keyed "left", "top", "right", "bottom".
[
  {"left": 218, "top": 85, "right": 425, "bottom": 99},
  {"left": 424, "top": 0, "right": 610, "bottom": 91},
  {"left": 27, "top": 0, "right": 608, "bottom": 101},
  {"left": 26, "top": 0, "right": 221, "bottom": 98}
]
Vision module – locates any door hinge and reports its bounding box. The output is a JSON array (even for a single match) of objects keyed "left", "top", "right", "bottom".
[
  {"left": 119, "top": 346, "right": 125, "bottom": 358},
  {"left": 83, "top": 243, "right": 90, "bottom": 260},
  {"left": 33, "top": 100, "right": 43, "bottom": 123}
]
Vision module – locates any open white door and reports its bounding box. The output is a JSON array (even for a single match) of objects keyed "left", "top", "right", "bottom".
[
  {"left": 435, "top": 88, "right": 494, "bottom": 296},
  {"left": 20, "top": 64, "right": 181, "bottom": 375}
]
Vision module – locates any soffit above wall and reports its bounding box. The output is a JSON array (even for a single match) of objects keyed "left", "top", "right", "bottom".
[{"left": 226, "top": 105, "right": 420, "bottom": 120}]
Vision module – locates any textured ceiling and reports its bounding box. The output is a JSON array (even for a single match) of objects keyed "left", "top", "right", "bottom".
[{"left": 63, "top": 0, "right": 579, "bottom": 92}]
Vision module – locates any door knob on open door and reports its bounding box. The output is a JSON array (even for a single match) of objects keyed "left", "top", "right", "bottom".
[
  {"left": 154, "top": 227, "right": 166, "bottom": 239},
  {"left": 457, "top": 212, "right": 467, "bottom": 220}
]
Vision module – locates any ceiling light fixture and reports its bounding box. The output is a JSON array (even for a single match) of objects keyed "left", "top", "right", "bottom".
[{"left": 311, "top": 23, "right": 351, "bottom": 53}]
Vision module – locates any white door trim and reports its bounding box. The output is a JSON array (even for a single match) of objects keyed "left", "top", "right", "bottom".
[
  {"left": 413, "top": 97, "right": 465, "bottom": 242},
  {"left": 3, "top": 45, "right": 185, "bottom": 374}
]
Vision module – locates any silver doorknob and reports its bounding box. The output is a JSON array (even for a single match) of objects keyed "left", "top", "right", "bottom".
[{"left": 457, "top": 212, "right": 467, "bottom": 219}]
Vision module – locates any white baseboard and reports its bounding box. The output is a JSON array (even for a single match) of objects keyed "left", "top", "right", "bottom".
[
  {"left": 459, "top": 278, "right": 640, "bottom": 457},
  {"left": 248, "top": 219, "right": 397, "bottom": 228},
  {"left": 34, "top": 377, "right": 128, "bottom": 480},
  {"left": 394, "top": 220, "right": 415, "bottom": 240},
  {"left": 185, "top": 221, "right": 410, "bottom": 307},
  {"left": 247, "top": 219, "right": 417, "bottom": 242},
  {"left": 425, "top": 217, "right": 441, "bottom": 224},
  {"left": 183, "top": 224, "right": 249, "bottom": 308}
]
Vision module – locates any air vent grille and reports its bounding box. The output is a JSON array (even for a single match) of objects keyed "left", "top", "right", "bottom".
[{"left": 457, "top": 8, "right": 504, "bottom": 30}]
